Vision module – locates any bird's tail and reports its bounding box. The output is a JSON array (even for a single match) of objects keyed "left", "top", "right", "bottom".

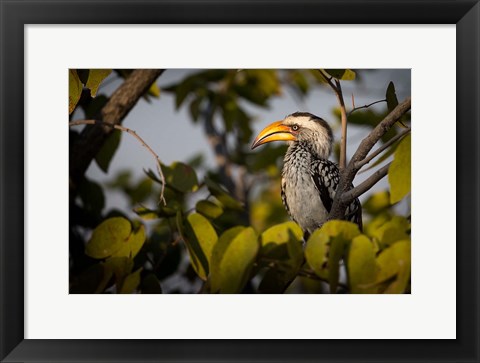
[
  {"left": 354, "top": 206, "right": 363, "bottom": 232},
  {"left": 346, "top": 198, "right": 363, "bottom": 232}
]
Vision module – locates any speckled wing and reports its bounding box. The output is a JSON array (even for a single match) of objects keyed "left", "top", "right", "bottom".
[
  {"left": 310, "top": 159, "right": 339, "bottom": 214},
  {"left": 310, "top": 159, "right": 363, "bottom": 230}
]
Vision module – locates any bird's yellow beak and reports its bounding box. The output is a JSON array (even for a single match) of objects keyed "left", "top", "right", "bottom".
[{"left": 251, "top": 121, "right": 296, "bottom": 149}]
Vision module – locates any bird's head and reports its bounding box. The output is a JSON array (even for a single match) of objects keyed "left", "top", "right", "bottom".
[{"left": 251, "top": 112, "right": 333, "bottom": 159}]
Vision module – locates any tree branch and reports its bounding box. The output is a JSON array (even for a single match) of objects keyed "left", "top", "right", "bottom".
[
  {"left": 318, "top": 70, "right": 348, "bottom": 170},
  {"left": 317, "top": 69, "right": 336, "bottom": 90},
  {"left": 69, "top": 120, "right": 166, "bottom": 205},
  {"left": 328, "top": 97, "right": 411, "bottom": 220},
  {"left": 69, "top": 69, "right": 164, "bottom": 190},
  {"left": 340, "top": 162, "right": 391, "bottom": 204},
  {"left": 355, "top": 127, "right": 411, "bottom": 170}
]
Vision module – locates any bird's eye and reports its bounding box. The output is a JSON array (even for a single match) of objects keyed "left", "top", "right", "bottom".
[{"left": 292, "top": 125, "right": 299, "bottom": 131}]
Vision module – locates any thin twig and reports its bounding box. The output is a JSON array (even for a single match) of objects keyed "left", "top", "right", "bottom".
[
  {"left": 347, "top": 99, "right": 387, "bottom": 116},
  {"left": 334, "top": 79, "right": 348, "bottom": 170},
  {"left": 341, "top": 162, "right": 391, "bottom": 204},
  {"left": 355, "top": 128, "right": 411, "bottom": 170},
  {"left": 317, "top": 69, "right": 337, "bottom": 90},
  {"left": 69, "top": 119, "right": 166, "bottom": 205},
  {"left": 318, "top": 70, "right": 347, "bottom": 170}
]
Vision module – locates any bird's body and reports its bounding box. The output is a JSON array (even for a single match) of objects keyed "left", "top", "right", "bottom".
[
  {"left": 252, "top": 112, "right": 362, "bottom": 239},
  {"left": 281, "top": 144, "right": 338, "bottom": 236}
]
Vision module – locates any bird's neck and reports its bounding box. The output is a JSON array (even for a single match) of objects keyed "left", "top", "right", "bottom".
[{"left": 287, "top": 140, "right": 331, "bottom": 161}]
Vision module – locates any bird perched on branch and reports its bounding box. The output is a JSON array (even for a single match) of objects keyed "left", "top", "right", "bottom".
[{"left": 251, "top": 112, "right": 362, "bottom": 240}]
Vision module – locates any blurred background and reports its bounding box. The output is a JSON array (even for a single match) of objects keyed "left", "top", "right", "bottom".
[{"left": 69, "top": 69, "right": 411, "bottom": 293}]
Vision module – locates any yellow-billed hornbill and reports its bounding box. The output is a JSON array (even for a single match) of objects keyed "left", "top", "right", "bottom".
[{"left": 251, "top": 112, "right": 362, "bottom": 239}]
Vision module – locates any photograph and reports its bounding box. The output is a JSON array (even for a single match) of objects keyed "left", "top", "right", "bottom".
[
  {"left": 2, "top": 0, "right": 478, "bottom": 359},
  {"left": 69, "top": 69, "right": 411, "bottom": 294}
]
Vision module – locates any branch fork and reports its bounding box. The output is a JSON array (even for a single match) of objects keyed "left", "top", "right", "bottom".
[{"left": 329, "top": 97, "right": 412, "bottom": 221}]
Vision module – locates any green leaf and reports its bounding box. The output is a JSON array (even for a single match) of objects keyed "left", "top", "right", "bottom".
[
  {"left": 151, "top": 227, "right": 182, "bottom": 280},
  {"left": 305, "top": 230, "right": 330, "bottom": 280},
  {"left": 260, "top": 221, "right": 303, "bottom": 257},
  {"left": 128, "top": 178, "right": 153, "bottom": 204},
  {"left": 320, "top": 220, "right": 361, "bottom": 240},
  {"left": 109, "top": 170, "right": 132, "bottom": 189},
  {"left": 155, "top": 249, "right": 182, "bottom": 281},
  {"left": 101, "top": 257, "right": 134, "bottom": 292},
  {"left": 189, "top": 96, "right": 203, "bottom": 121},
  {"left": 69, "top": 70, "right": 82, "bottom": 114},
  {"left": 370, "top": 216, "right": 410, "bottom": 247},
  {"left": 119, "top": 268, "right": 143, "bottom": 294},
  {"left": 143, "top": 168, "right": 162, "bottom": 184},
  {"left": 363, "top": 190, "right": 391, "bottom": 215},
  {"left": 77, "top": 178, "right": 105, "bottom": 217},
  {"left": 204, "top": 177, "right": 244, "bottom": 210},
  {"left": 196, "top": 200, "right": 223, "bottom": 219},
  {"left": 95, "top": 130, "right": 122, "bottom": 173},
  {"left": 210, "top": 227, "right": 259, "bottom": 293},
  {"left": 251, "top": 70, "right": 281, "bottom": 96},
  {"left": 76, "top": 69, "right": 90, "bottom": 84},
  {"left": 388, "top": 134, "right": 411, "bottom": 203},
  {"left": 258, "top": 222, "right": 304, "bottom": 293},
  {"left": 347, "top": 235, "right": 378, "bottom": 293},
  {"left": 163, "top": 70, "right": 227, "bottom": 109},
  {"left": 85, "top": 217, "right": 132, "bottom": 259},
  {"left": 386, "top": 81, "right": 399, "bottom": 113},
  {"left": 157, "top": 205, "right": 180, "bottom": 218},
  {"left": 221, "top": 100, "right": 250, "bottom": 135},
  {"left": 83, "top": 95, "right": 108, "bottom": 119},
  {"left": 85, "top": 69, "right": 112, "bottom": 97},
  {"left": 186, "top": 153, "right": 204, "bottom": 169},
  {"left": 290, "top": 70, "right": 310, "bottom": 95},
  {"left": 176, "top": 210, "right": 185, "bottom": 234},
  {"left": 364, "top": 213, "right": 391, "bottom": 242},
  {"left": 133, "top": 205, "right": 160, "bottom": 220},
  {"left": 173, "top": 82, "right": 192, "bottom": 109},
  {"left": 233, "top": 70, "right": 280, "bottom": 106},
  {"left": 305, "top": 220, "right": 361, "bottom": 292},
  {"left": 375, "top": 240, "right": 411, "bottom": 294},
  {"left": 111, "top": 224, "right": 146, "bottom": 259},
  {"left": 148, "top": 82, "right": 161, "bottom": 98},
  {"left": 385, "top": 81, "right": 409, "bottom": 128},
  {"left": 162, "top": 162, "right": 198, "bottom": 193},
  {"left": 323, "top": 221, "right": 361, "bottom": 293},
  {"left": 176, "top": 212, "right": 216, "bottom": 281},
  {"left": 323, "top": 69, "right": 356, "bottom": 80},
  {"left": 183, "top": 213, "right": 218, "bottom": 280},
  {"left": 334, "top": 107, "right": 386, "bottom": 128},
  {"left": 327, "top": 235, "right": 349, "bottom": 293}
]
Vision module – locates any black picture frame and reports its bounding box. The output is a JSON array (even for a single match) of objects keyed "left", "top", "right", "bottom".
[{"left": 1, "top": 1, "right": 478, "bottom": 362}]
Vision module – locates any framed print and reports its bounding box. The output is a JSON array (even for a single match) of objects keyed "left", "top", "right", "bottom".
[{"left": 1, "top": 0, "right": 479, "bottom": 362}]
